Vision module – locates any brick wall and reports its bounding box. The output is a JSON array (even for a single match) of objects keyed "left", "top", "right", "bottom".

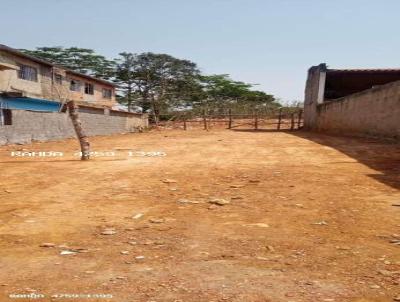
[{"left": 0, "top": 109, "right": 148, "bottom": 145}]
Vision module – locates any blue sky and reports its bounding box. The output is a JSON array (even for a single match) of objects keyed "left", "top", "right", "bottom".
[{"left": 1, "top": 0, "right": 399, "bottom": 102}]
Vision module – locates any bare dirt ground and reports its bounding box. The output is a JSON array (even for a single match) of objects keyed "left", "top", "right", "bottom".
[{"left": 0, "top": 129, "right": 399, "bottom": 302}]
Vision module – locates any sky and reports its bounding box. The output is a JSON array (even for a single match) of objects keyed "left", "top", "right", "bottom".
[{"left": 1, "top": 0, "right": 400, "bottom": 102}]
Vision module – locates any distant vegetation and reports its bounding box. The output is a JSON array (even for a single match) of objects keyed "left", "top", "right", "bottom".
[{"left": 21, "top": 47, "right": 281, "bottom": 121}]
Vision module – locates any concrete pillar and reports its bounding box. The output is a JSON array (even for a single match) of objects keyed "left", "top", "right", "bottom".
[
  {"left": 317, "top": 70, "right": 326, "bottom": 104},
  {"left": 303, "top": 63, "right": 327, "bottom": 130}
]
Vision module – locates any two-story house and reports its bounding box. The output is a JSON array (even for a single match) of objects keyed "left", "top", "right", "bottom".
[{"left": 0, "top": 44, "right": 116, "bottom": 112}]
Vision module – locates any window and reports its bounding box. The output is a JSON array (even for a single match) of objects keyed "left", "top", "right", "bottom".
[
  {"left": 84, "top": 83, "right": 94, "bottom": 95},
  {"left": 54, "top": 73, "right": 62, "bottom": 85},
  {"left": 0, "top": 109, "right": 12, "bottom": 126},
  {"left": 17, "top": 64, "right": 38, "bottom": 82},
  {"left": 70, "top": 80, "right": 81, "bottom": 92},
  {"left": 102, "top": 88, "right": 112, "bottom": 99}
]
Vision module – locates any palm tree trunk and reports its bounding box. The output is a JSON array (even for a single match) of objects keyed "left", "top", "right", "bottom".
[{"left": 67, "top": 101, "right": 90, "bottom": 160}]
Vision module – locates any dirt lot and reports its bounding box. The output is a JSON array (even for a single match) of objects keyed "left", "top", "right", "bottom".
[{"left": 0, "top": 129, "right": 399, "bottom": 302}]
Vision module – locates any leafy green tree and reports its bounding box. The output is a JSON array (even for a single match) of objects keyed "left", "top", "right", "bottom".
[
  {"left": 239, "top": 90, "right": 277, "bottom": 110},
  {"left": 114, "top": 52, "right": 200, "bottom": 120},
  {"left": 21, "top": 46, "right": 279, "bottom": 116},
  {"left": 197, "top": 74, "right": 278, "bottom": 114},
  {"left": 20, "top": 47, "right": 65, "bottom": 63},
  {"left": 20, "top": 47, "right": 116, "bottom": 80},
  {"left": 114, "top": 52, "right": 138, "bottom": 112}
]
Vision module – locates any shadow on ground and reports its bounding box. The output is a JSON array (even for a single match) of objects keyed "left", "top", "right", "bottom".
[{"left": 232, "top": 128, "right": 400, "bottom": 190}]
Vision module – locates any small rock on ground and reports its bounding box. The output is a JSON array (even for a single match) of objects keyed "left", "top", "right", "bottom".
[
  {"left": 39, "top": 243, "right": 56, "bottom": 248},
  {"left": 60, "top": 250, "right": 77, "bottom": 256},
  {"left": 162, "top": 179, "right": 177, "bottom": 184},
  {"left": 101, "top": 229, "right": 117, "bottom": 235},
  {"left": 208, "top": 198, "right": 230, "bottom": 206},
  {"left": 149, "top": 218, "right": 165, "bottom": 224},
  {"left": 245, "top": 223, "right": 270, "bottom": 228},
  {"left": 178, "top": 198, "right": 201, "bottom": 204},
  {"left": 132, "top": 213, "right": 144, "bottom": 219}
]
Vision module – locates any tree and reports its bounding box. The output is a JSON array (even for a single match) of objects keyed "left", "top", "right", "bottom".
[
  {"left": 239, "top": 90, "right": 277, "bottom": 110},
  {"left": 198, "top": 74, "right": 278, "bottom": 114},
  {"left": 67, "top": 101, "right": 90, "bottom": 160},
  {"left": 114, "top": 52, "right": 137, "bottom": 112},
  {"left": 114, "top": 52, "right": 200, "bottom": 121},
  {"left": 20, "top": 47, "right": 116, "bottom": 80},
  {"left": 21, "top": 46, "right": 279, "bottom": 116}
]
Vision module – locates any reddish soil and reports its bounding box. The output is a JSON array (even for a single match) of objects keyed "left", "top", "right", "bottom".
[{"left": 0, "top": 129, "right": 399, "bottom": 302}]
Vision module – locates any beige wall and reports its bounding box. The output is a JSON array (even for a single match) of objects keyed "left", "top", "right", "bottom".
[
  {"left": 67, "top": 73, "right": 116, "bottom": 107},
  {"left": 0, "top": 51, "right": 47, "bottom": 98},
  {"left": 0, "top": 51, "right": 116, "bottom": 107},
  {"left": 314, "top": 80, "right": 400, "bottom": 139}
]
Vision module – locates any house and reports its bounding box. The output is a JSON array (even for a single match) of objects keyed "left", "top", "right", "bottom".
[
  {"left": 0, "top": 44, "right": 149, "bottom": 145},
  {"left": 304, "top": 63, "right": 400, "bottom": 139},
  {"left": 0, "top": 44, "right": 116, "bottom": 112}
]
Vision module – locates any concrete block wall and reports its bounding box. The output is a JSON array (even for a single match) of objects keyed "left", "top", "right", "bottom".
[
  {"left": 314, "top": 80, "right": 400, "bottom": 139},
  {"left": 0, "top": 109, "right": 148, "bottom": 145}
]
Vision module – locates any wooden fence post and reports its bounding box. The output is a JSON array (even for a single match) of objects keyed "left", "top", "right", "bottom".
[
  {"left": 203, "top": 109, "right": 208, "bottom": 131},
  {"left": 290, "top": 113, "right": 295, "bottom": 130},
  {"left": 228, "top": 108, "right": 232, "bottom": 129},
  {"left": 297, "top": 109, "right": 303, "bottom": 129},
  {"left": 183, "top": 115, "right": 187, "bottom": 130},
  {"left": 277, "top": 108, "right": 283, "bottom": 130},
  {"left": 254, "top": 111, "right": 258, "bottom": 130}
]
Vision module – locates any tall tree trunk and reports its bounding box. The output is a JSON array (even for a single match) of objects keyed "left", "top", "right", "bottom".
[
  {"left": 127, "top": 85, "right": 133, "bottom": 112},
  {"left": 67, "top": 101, "right": 90, "bottom": 160},
  {"left": 151, "top": 99, "right": 159, "bottom": 126}
]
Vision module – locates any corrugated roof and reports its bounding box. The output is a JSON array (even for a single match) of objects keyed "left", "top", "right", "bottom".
[{"left": 0, "top": 44, "right": 117, "bottom": 87}]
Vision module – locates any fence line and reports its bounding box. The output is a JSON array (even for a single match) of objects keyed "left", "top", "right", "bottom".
[{"left": 155, "top": 108, "right": 304, "bottom": 131}]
